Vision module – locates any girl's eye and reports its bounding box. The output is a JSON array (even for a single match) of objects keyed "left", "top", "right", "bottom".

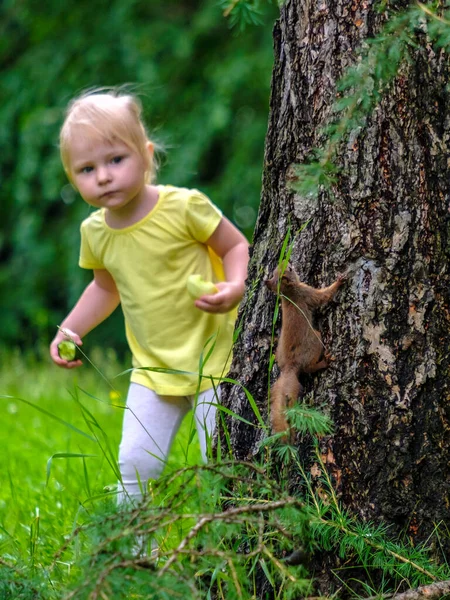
[
  {"left": 111, "top": 156, "right": 123, "bottom": 164},
  {"left": 81, "top": 166, "right": 93, "bottom": 174}
]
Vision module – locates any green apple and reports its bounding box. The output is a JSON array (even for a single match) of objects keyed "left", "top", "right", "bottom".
[
  {"left": 57, "top": 340, "right": 81, "bottom": 361},
  {"left": 187, "top": 274, "right": 218, "bottom": 299}
]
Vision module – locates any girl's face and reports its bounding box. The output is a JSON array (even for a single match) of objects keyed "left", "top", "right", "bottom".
[{"left": 68, "top": 135, "right": 151, "bottom": 213}]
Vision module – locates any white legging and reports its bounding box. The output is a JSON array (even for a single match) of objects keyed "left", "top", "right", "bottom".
[{"left": 117, "top": 383, "right": 219, "bottom": 503}]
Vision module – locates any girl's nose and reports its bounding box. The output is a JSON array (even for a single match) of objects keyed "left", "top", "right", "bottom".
[{"left": 97, "top": 166, "right": 112, "bottom": 184}]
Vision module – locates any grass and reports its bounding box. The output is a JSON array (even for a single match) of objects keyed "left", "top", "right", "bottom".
[
  {"left": 0, "top": 346, "right": 201, "bottom": 579},
  {"left": 2, "top": 343, "right": 448, "bottom": 599}
]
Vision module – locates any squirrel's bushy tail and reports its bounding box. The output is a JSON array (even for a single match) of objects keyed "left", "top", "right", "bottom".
[{"left": 270, "top": 368, "right": 301, "bottom": 440}]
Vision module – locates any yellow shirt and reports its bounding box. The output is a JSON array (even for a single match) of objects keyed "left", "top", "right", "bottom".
[{"left": 79, "top": 185, "right": 236, "bottom": 395}]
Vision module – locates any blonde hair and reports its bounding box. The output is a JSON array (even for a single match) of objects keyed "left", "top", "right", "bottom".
[{"left": 60, "top": 90, "right": 157, "bottom": 182}]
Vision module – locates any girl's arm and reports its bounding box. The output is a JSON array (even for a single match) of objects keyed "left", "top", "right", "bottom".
[
  {"left": 50, "top": 269, "right": 121, "bottom": 368},
  {"left": 195, "top": 217, "right": 249, "bottom": 314}
]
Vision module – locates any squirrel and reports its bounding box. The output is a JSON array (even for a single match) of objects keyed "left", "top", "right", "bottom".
[{"left": 265, "top": 263, "right": 345, "bottom": 441}]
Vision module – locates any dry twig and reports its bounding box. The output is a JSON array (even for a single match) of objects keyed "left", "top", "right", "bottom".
[
  {"left": 307, "top": 578, "right": 450, "bottom": 600},
  {"left": 367, "top": 578, "right": 450, "bottom": 600}
]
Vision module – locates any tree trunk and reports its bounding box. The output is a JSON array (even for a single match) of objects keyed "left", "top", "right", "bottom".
[{"left": 221, "top": 0, "right": 450, "bottom": 593}]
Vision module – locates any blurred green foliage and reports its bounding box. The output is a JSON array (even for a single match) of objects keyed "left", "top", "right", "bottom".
[{"left": 0, "top": 0, "right": 277, "bottom": 353}]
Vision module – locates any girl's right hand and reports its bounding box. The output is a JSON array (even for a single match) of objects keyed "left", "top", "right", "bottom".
[{"left": 50, "top": 328, "right": 83, "bottom": 369}]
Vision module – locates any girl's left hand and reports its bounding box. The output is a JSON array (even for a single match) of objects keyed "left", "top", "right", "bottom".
[{"left": 194, "top": 281, "right": 244, "bottom": 314}]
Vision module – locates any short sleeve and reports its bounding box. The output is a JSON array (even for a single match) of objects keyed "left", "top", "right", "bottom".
[
  {"left": 79, "top": 220, "right": 104, "bottom": 270},
  {"left": 185, "top": 189, "right": 222, "bottom": 243}
]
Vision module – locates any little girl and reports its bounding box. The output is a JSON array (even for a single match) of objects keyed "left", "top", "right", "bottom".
[{"left": 50, "top": 90, "right": 249, "bottom": 504}]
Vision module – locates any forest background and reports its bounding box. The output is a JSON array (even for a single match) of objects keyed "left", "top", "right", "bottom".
[
  {"left": 0, "top": 0, "right": 278, "bottom": 355},
  {"left": 4, "top": 2, "right": 450, "bottom": 598}
]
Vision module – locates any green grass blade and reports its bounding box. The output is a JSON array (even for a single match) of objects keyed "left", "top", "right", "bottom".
[
  {"left": 219, "top": 377, "right": 267, "bottom": 431},
  {"left": 0, "top": 394, "right": 96, "bottom": 442},
  {"left": 46, "top": 453, "right": 97, "bottom": 487}
]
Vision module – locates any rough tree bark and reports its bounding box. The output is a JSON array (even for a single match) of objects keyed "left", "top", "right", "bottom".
[{"left": 221, "top": 0, "right": 450, "bottom": 594}]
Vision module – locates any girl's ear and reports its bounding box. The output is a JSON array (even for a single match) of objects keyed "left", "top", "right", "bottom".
[
  {"left": 146, "top": 141, "right": 154, "bottom": 159},
  {"left": 144, "top": 142, "right": 155, "bottom": 181}
]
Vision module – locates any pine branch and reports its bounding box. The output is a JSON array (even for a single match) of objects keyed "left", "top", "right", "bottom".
[
  {"left": 289, "top": 2, "right": 433, "bottom": 198},
  {"left": 417, "top": 2, "right": 450, "bottom": 27},
  {"left": 308, "top": 440, "right": 440, "bottom": 583},
  {"left": 0, "top": 557, "right": 15, "bottom": 570},
  {"left": 159, "top": 496, "right": 304, "bottom": 574},
  {"left": 219, "top": 0, "right": 265, "bottom": 29},
  {"left": 52, "top": 459, "right": 448, "bottom": 598},
  {"left": 311, "top": 513, "right": 438, "bottom": 582},
  {"left": 223, "top": 0, "right": 241, "bottom": 17}
]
